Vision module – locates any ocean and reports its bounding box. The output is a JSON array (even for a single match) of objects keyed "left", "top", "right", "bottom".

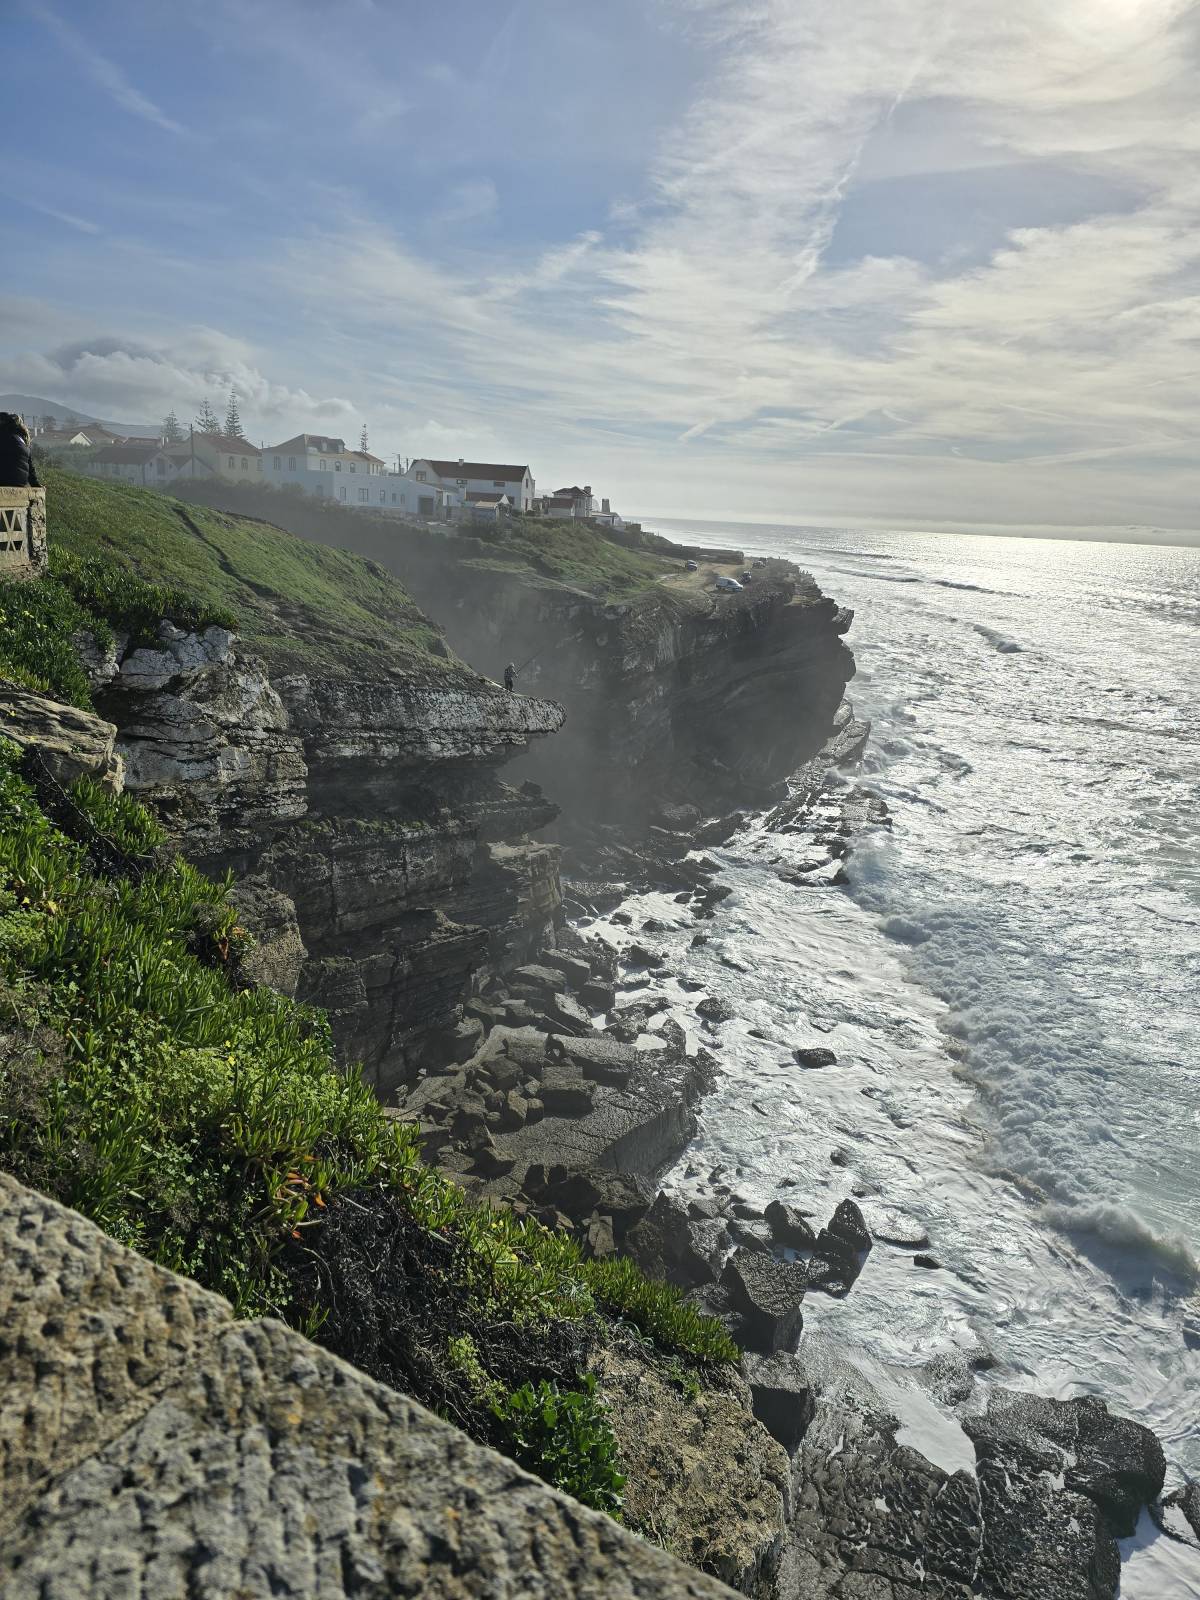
[{"left": 592, "top": 518, "right": 1199, "bottom": 1584}]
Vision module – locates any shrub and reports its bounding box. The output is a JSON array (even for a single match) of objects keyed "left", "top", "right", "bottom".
[
  {"left": 491, "top": 1375, "right": 626, "bottom": 1516},
  {"left": 582, "top": 1255, "right": 741, "bottom": 1365}
]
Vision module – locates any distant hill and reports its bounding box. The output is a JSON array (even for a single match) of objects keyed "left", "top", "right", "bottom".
[{"left": 0, "top": 393, "right": 159, "bottom": 438}]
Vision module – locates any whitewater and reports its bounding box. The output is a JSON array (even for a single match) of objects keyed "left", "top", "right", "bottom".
[{"left": 592, "top": 519, "right": 1199, "bottom": 1576}]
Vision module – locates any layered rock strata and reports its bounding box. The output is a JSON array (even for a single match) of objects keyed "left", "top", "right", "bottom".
[{"left": 86, "top": 622, "right": 565, "bottom": 1097}]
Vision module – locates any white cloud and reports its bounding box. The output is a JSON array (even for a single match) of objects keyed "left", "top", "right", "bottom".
[{"left": 10, "top": 0, "right": 1200, "bottom": 533}]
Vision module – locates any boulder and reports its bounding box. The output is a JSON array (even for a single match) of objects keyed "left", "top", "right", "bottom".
[
  {"left": 625, "top": 943, "right": 663, "bottom": 968},
  {"left": 793, "top": 1046, "right": 837, "bottom": 1068},
  {"left": 536, "top": 992, "right": 592, "bottom": 1036},
  {"left": 742, "top": 1351, "right": 815, "bottom": 1453},
  {"left": 556, "top": 1034, "right": 638, "bottom": 1086},
  {"left": 538, "top": 1169, "right": 653, "bottom": 1236},
  {"left": 579, "top": 979, "right": 617, "bottom": 1012},
  {"left": 625, "top": 1193, "right": 724, "bottom": 1289},
  {"left": 696, "top": 997, "right": 734, "bottom": 1024},
  {"left": 540, "top": 950, "right": 593, "bottom": 990},
  {"left": 765, "top": 1199, "right": 817, "bottom": 1250},
  {"left": 508, "top": 963, "right": 564, "bottom": 997},
  {"left": 721, "top": 1249, "right": 806, "bottom": 1352},
  {"left": 536, "top": 1064, "right": 594, "bottom": 1117}
]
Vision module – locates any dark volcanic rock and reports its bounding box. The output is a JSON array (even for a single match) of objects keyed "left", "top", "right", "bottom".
[
  {"left": 765, "top": 1199, "right": 817, "bottom": 1250},
  {"left": 696, "top": 996, "right": 735, "bottom": 1024},
  {"left": 536, "top": 1064, "right": 594, "bottom": 1116},
  {"left": 914, "top": 1252, "right": 942, "bottom": 1269},
  {"left": 808, "top": 1199, "right": 871, "bottom": 1294},
  {"left": 966, "top": 1390, "right": 1166, "bottom": 1545},
  {"left": 625, "top": 1192, "right": 724, "bottom": 1289},
  {"left": 741, "top": 1351, "right": 815, "bottom": 1454},
  {"left": 720, "top": 1248, "right": 806, "bottom": 1352},
  {"left": 793, "top": 1046, "right": 837, "bottom": 1068},
  {"left": 555, "top": 1034, "right": 639, "bottom": 1086}
]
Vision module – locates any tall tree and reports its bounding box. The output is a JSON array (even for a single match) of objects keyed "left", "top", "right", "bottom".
[
  {"left": 40, "top": 414, "right": 58, "bottom": 433},
  {"left": 224, "top": 389, "right": 244, "bottom": 439},
  {"left": 195, "top": 398, "right": 220, "bottom": 434},
  {"left": 359, "top": 424, "right": 369, "bottom": 453},
  {"left": 162, "top": 410, "right": 183, "bottom": 443}
]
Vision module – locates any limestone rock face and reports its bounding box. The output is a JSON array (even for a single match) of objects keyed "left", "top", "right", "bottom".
[
  {"left": 86, "top": 624, "right": 568, "bottom": 1092},
  {"left": 98, "top": 624, "right": 307, "bottom": 853},
  {"left": 594, "top": 1346, "right": 790, "bottom": 1598},
  {"left": 0, "top": 684, "right": 124, "bottom": 792},
  {"left": 0, "top": 1171, "right": 737, "bottom": 1600}
]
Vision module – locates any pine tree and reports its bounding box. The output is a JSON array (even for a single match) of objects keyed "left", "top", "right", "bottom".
[
  {"left": 195, "top": 398, "right": 219, "bottom": 434},
  {"left": 162, "top": 410, "right": 183, "bottom": 443},
  {"left": 359, "top": 424, "right": 369, "bottom": 454},
  {"left": 224, "top": 389, "right": 244, "bottom": 439}
]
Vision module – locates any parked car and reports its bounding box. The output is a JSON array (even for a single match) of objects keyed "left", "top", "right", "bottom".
[
  {"left": 685, "top": 559, "right": 699, "bottom": 571},
  {"left": 741, "top": 570, "right": 754, "bottom": 582},
  {"left": 714, "top": 575, "right": 743, "bottom": 593}
]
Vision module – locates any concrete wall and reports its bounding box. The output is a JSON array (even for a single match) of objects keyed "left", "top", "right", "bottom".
[{"left": 0, "top": 1168, "right": 736, "bottom": 1600}]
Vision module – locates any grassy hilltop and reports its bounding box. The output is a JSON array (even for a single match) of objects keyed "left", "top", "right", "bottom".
[{"left": 27, "top": 468, "right": 462, "bottom": 687}]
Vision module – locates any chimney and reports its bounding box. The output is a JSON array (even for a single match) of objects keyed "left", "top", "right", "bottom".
[{"left": 601, "top": 497, "right": 610, "bottom": 514}]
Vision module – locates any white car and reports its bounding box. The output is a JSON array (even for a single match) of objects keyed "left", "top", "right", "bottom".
[{"left": 714, "top": 575, "right": 743, "bottom": 593}]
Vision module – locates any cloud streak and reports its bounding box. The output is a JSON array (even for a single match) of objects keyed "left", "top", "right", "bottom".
[{"left": 29, "top": 2, "right": 188, "bottom": 136}]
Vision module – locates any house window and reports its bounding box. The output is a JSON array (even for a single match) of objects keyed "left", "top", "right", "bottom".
[
  {"left": 415, "top": 470, "right": 425, "bottom": 481},
  {"left": 358, "top": 488, "right": 368, "bottom": 502},
  {"left": 288, "top": 456, "right": 296, "bottom": 470},
  {"left": 319, "top": 460, "right": 326, "bottom": 470},
  {"left": 241, "top": 458, "right": 248, "bottom": 470},
  {"left": 380, "top": 490, "right": 386, "bottom": 502},
  {"left": 493, "top": 480, "right": 505, "bottom": 489},
  {"left": 338, "top": 486, "right": 347, "bottom": 501},
  {"left": 391, "top": 493, "right": 397, "bottom": 503},
  {"left": 227, "top": 456, "right": 235, "bottom": 467},
  {"left": 335, "top": 462, "right": 342, "bottom": 472},
  {"left": 456, "top": 478, "right": 466, "bottom": 486},
  {"left": 274, "top": 456, "right": 281, "bottom": 469}
]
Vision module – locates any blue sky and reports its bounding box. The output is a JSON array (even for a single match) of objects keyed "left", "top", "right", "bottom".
[{"left": 4, "top": 0, "right": 1200, "bottom": 535}]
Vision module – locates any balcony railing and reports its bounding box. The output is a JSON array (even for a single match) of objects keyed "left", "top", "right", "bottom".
[{"left": 0, "top": 488, "right": 48, "bottom": 578}]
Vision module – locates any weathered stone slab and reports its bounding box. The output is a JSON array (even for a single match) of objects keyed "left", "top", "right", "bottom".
[
  {"left": 0, "top": 1170, "right": 738, "bottom": 1599},
  {"left": 0, "top": 685, "right": 125, "bottom": 792},
  {"left": 0, "top": 1170, "right": 232, "bottom": 1536}
]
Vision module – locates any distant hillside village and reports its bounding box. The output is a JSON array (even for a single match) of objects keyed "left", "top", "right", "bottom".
[{"left": 23, "top": 398, "right": 630, "bottom": 531}]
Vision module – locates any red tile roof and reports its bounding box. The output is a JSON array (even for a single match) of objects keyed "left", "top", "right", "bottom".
[
  {"left": 91, "top": 443, "right": 160, "bottom": 464},
  {"left": 198, "top": 433, "right": 261, "bottom": 454}
]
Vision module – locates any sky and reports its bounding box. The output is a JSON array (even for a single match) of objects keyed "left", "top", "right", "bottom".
[{"left": 4, "top": 0, "right": 1200, "bottom": 537}]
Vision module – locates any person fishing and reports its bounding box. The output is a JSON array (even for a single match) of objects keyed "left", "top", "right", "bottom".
[
  {"left": 0, "top": 413, "right": 40, "bottom": 488},
  {"left": 503, "top": 661, "right": 516, "bottom": 692}
]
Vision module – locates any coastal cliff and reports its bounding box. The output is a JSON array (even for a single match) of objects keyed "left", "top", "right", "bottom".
[{"left": 2, "top": 471, "right": 1181, "bottom": 1600}]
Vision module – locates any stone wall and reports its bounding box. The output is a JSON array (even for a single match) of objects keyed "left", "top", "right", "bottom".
[
  {"left": 0, "top": 1169, "right": 738, "bottom": 1600},
  {"left": 0, "top": 487, "right": 47, "bottom": 579}
]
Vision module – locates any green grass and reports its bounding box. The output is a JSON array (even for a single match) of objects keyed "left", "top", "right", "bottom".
[
  {"left": 0, "top": 744, "right": 736, "bottom": 1511},
  {"left": 0, "top": 547, "right": 236, "bottom": 709},
  {"left": 42, "top": 467, "right": 463, "bottom": 679},
  {"left": 466, "top": 515, "right": 671, "bottom": 597}
]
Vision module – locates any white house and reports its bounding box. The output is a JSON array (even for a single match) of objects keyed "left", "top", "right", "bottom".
[
  {"left": 260, "top": 434, "right": 387, "bottom": 503},
  {"left": 407, "top": 458, "right": 535, "bottom": 512}
]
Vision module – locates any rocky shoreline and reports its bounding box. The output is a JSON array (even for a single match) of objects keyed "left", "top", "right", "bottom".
[{"left": 6, "top": 494, "right": 1194, "bottom": 1598}]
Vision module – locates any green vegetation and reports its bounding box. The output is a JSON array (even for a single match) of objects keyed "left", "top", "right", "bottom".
[
  {"left": 583, "top": 1254, "right": 742, "bottom": 1365},
  {"left": 41, "top": 466, "right": 461, "bottom": 679},
  {"left": 0, "top": 546, "right": 235, "bottom": 709},
  {"left": 492, "top": 1375, "right": 626, "bottom": 1516},
  {"left": 466, "top": 514, "right": 671, "bottom": 597},
  {"left": 0, "top": 743, "right": 736, "bottom": 1514}
]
